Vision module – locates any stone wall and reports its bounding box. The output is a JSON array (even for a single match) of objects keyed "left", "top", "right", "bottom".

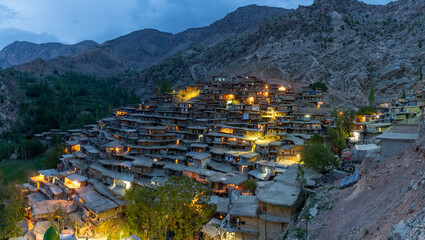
[
  {"left": 381, "top": 139, "right": 414, "bottom": 158},
  {"left": 393, "top": 124, "right": 418, "bottom": 134}
]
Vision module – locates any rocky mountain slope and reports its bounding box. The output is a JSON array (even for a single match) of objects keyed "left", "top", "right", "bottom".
[
  {"left": 0, "top": 73, "right": 21, "bottom": 132},
  {"left": 114, "top": 0, "right": 425, "bottom": 104},
  {"left": 0, "top": 40, "right": 98, "bottom": 68},
  {"left": 284, "top": 136, "right": 425, "bottom": 239},
  {"left": 13, "top": 5, "right": 291, "bottom": 77}
]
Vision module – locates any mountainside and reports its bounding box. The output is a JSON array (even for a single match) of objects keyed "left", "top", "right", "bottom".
[
  {"left": 116, "top": 0, "right": 425, "bottom": 104},
  {"left": 0, "top": 40, "right": 98, "bottom": 68},
  {"left": 284, "top": 136, "right": 425, "bottom": 240},
  {"left": 14, "top": 5, "right": 291, "bottom": 76}
]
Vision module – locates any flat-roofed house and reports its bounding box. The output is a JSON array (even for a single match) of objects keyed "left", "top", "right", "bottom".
[{"left": 74, "top": 186, "right": 122, "bottom": 226}]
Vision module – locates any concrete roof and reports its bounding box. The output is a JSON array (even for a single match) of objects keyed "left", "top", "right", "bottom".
[
  {"left": 273, "top": 164, "right": 321, "bottom": 187},
  {"left": 75, "top": 186, "right": 118, "bottom": 214},
  {"left": 131, "top": 157, "right": 153, "bottom": 168},
  {"left": 208, "top": 172, "right": 247, "bottom": 185},
  {"left": 376, "top": 132, "right": 419, "bottom": 140},
  {"left": 229, "top": 195, "right": 258, "bottom": 217},
  {"left": 38, "top": 169, "right": 58, "bottom": 177},
  {"left": 355, "top": 144, "right": 380, "bottom": 151},
  {"left": 64, "top": 173, "right": 87, "bottom": 182},
  {"left": 257, "top": 182, "right": 300, "bottom": 206},
  {"left": 184, "top": 165, "right": 217, "bottom": 177},
  {"left": 284, "top": 135, "right": 305, "bottom": 146},
  {"left": 207, "top": 161, "right": 238, "bottom": 174},
  {"left": 209, "top": 196, "right": 230, "bottom": 214},
  {"left": 163, "top": 163, "right": 187, "bottom": 172},
  {"left": 32, "top": 200, "right": 76, "bottom": 216}
]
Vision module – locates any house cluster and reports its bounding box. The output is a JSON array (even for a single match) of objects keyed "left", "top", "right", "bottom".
[{"left": 24, "top": 76, "right": 335, "bottom": 240}]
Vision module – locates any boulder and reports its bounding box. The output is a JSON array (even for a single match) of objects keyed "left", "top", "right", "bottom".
[{"left": 340, "top": 170, "right": 359, "bottom": 188}]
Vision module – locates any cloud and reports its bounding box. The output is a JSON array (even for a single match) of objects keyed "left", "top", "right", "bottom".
[{"left": 0, "top": 0, "right": 392, "bottom": 49}]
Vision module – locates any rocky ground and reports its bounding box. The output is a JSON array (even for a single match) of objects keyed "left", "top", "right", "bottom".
[{"left": 285, "top": 136, "right": 425, "bottom": 239}]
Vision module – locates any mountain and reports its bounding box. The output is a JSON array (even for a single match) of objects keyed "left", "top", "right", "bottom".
[
  {"left": 0, "top": 40, "right": 98, "bottom": 68},
  {"left": 114, "top": 0, "right": 425, "bottom": 104},
  {"left": 13, "top": 5, "right": 291, "bottom": 77}
]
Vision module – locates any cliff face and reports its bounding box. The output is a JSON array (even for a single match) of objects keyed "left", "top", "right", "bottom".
[{"left": 119, "top": 0, "right": 425, "bottom": 104}]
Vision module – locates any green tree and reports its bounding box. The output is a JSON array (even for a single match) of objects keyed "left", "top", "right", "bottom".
[
  {"left": 0, "top": 172, "right": 27, "bottom": 238},
  {"left": 243, "top": 178, "right": 257, "bottom": 195},
  {"left": 368, "top": 83, "right": 375, "bottom": 106},
  {"left": 301, "top": 142, "right": 338, "bottom": 174},
  {"left": 310, "top": 82, "right": 328, "bottom": 92},
  {"left": 125, "top": 176, "right": 214, "bottom": 240},
  {"left": 420, "top": 66, "right": 423, "bottom": 81},
  {"left": 401, "top": 89, "right": 406, "bottom": 99},
  {"left": 43, "top": 145, "right": 64, "bottom": 169},
  {"left": 327, "top": 127, "right": 346, "bottom": 155},
  {"left": 309, "top": 134, "right": 324, "bottom": 144}
]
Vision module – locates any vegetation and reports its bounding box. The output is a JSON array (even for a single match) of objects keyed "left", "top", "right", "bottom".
[
  {"left": 243, "top": 178, "right": 257, "bottom": 194},
  {"left": 356, "top": 106, "right": 376, "bottom": 116},
  {"left": 327, "top": 111, "right": 354, "bottom": 155},
  {"left": 0, "top": 172, "right": 27, "bottom": 238},
  {"left": 310, "top": 82, "right": 328, "bottom": 92},
  {"left": 124, "top": 176, "right": 214, "bottom": 240},
  {"left": 368, "top": 82, "right": 375, "bottom": 106},
  {"left": 301, "top": 141, "right": 338, "bottom": 174},
  {"left": 0, "top": 70, "right": 139, "bottom": 181}
]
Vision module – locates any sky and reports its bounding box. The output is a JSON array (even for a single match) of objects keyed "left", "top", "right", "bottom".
[{"left": 0, "top": 0, "right": 393, "bottom": 50}]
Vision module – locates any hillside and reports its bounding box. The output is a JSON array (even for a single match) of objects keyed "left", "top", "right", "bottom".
[
  {"left": 0, "top": 40, "right": 98, "bottom": 68},
  {"left": 13, "top": 5, "right": 291, "bottom": 77},
  {"left": 284, "top": 136, "right": 425, "bottom": 239},
  {"left": 115, "top": 0, "right": 425, "bottom": 104}
]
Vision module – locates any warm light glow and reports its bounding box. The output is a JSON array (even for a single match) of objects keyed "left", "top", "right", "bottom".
[
  {"left": 176, "top": 139, "right": 180, "bottom": 145},
  {"left": 265, "top": 85, "right": 269, "bottom": 89},
  {"left": 115, "top": 111, "right": 128, "bottom": 116},
  {"left": 220, "top": 128, "right": 233, "bottom": 134},
  {"left": 279, "top": 86, "right": 286, "bottom": 91},
  {"left": 175, "top": 159, "right": 178, "bottom": 164},
  {"left": 248, "top": 97, "right": 254, "bottom": 104},
  {"left": 178, "top": 89, "right": 201, "bottom": 101},
  {"left": 71, "top": 144, "right": 81, "bottom": 152},
  {"left": 263, "top": 92, "right": 269, "bottom": 97}
]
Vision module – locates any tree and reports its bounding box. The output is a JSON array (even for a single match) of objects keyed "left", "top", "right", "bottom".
[
  {"left": 310, "top": 82, "right": 328, "bottom": 92},
  {"left": 243, "top": 179, "right": 257, "bottom": 195},
  {"left": 125, "top": 176, "right": 214, "bottom": 240},
  {"left": 420, "top": 66, "right": 423, "bottom": 81},
  {"left": 309, "top": 134, "right": 324, "bottom": 144},
  {"left": 401, "top": 89, "right": 406, "bottom": 99},
  {"left": 0, "top": 173, "right": 27, "bottom": 239},
  {"left": 301, "top": 142, "right": 338, "bottom": 174},
  {"left": 368, "top": 82, "right": 375, "bottom": 106},
  {"left": 43, "top": 145, "right": 64, "bottom": 169}
]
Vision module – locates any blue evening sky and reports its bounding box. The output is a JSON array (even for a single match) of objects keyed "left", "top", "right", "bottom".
[{"left": 0, "top": 0, "right": 393, "bottom": 49}]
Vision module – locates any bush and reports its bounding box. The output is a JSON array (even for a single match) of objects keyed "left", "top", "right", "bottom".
[{"left": 310, "top": 82, "right": 328, "bottom": 92}]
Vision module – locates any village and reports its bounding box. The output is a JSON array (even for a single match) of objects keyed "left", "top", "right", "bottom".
[{"left": 20, "top": 75, "right": 423, "bottom": 240}]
